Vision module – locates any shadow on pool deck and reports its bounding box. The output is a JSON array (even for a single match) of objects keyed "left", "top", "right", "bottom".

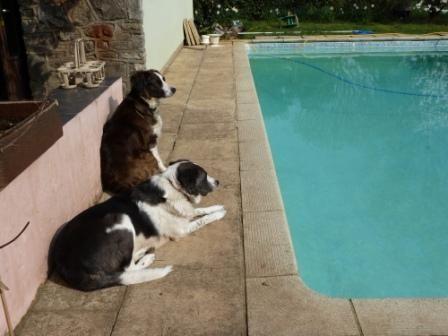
[{"left": 15, "top": 39, "right": 448, "bottom": 336}]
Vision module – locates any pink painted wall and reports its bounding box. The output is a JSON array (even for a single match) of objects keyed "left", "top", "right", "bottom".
[{"left": 0, "top": 78, "right": 122, "bottom": 335}]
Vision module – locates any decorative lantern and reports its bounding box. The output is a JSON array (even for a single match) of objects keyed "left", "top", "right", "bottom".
[{"left": 57, "top": 39, "right": 106, "bottom": 89}]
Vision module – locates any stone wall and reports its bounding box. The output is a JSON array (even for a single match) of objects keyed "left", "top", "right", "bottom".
[{"left": 18, "top": 0, "right": 145, "bottom": 98}]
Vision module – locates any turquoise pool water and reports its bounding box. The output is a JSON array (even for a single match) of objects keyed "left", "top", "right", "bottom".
[{"left": 249, "top": 42, "right": 448, "bottom": 298}]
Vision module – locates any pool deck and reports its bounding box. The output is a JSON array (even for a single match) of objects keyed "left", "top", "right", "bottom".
[{"left": 15, "top": 38, "right": 448, "bottom": 336}]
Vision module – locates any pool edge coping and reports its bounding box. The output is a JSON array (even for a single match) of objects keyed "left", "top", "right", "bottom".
[
  {"left": 237, "top": 32, "right": 448, "bottom": 44},
  {"left": 234, "top": 39, "right": 448, "bottom": 336}
]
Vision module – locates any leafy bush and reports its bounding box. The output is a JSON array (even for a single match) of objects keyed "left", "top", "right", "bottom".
[
  {"left": 421, "top": 0, "right": 448, "bottom": 18},
  {"left": 193, "top": 0, "right": 448, "bottom": 30}
]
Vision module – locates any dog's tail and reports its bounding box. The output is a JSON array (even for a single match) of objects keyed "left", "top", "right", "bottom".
[{"left": 55, "top": 264, "right": 172, "bottom": 291}]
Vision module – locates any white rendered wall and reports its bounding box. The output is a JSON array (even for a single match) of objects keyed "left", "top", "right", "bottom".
[{"left": 142, "top": 0, "right": 193, "bottom": 70}]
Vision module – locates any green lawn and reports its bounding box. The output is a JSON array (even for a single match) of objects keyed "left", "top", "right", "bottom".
[{"left": 242, "top": 19, "right": 448, "bottom": 36}]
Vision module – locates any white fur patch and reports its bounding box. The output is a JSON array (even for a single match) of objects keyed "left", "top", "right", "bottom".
[
  {"left": 141, "top": 97, "right": 159, "bottom": 109},
  {"left": 155, "top": 72, "right": 174, "bottom": 97},
  {"left": 106, "top": 215, "right": 135, "bottom": 235},
  {"left": 153, "top": 113, "right": 162, "bottom": 137},
  {"left": 119, "top": 266, "right": 173, "bottom": 285}
]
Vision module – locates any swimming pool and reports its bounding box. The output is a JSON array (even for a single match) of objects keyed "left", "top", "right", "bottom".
[{"left": 248, "top": 40, "right": 448, "bottom": 298}]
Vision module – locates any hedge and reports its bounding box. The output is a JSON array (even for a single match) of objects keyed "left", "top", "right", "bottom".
[{"left": 193, "top": 0, "right": 448, "bottom": 30}]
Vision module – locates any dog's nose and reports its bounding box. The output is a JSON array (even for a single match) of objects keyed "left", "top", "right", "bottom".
[
  {"left": 171, "top": 87, "right": 176, "bottom": 94},
  {"left": 215, "top": 179, "right": 220, "bottom": 186}
]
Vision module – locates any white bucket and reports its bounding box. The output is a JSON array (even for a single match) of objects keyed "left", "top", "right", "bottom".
[
  {"left": 201, "top": 35, "right": 210, "bottom": 44},
  {"left": 209, "top": 34, "right": 221, "bottom": 45}
]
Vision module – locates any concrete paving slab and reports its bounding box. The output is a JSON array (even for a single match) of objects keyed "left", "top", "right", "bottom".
[
  {"left": 202, "top": 63, "right": 234, "bottom": 71},
  {"left": 160, "top": 103, "right": 184, "bottom": 133},
  {"left": 159, "top": 132, "right": 176, "bottom": 162},
  {"left": 353, "top": 299, "right": 448, "bottom": 336},
  {"left": 30, "top": 278, "right": 125, "bottom": 312},
  {"left": 170, "top": 139, "right": 238, "bottom": 162},
  {"left": 196, "top": 74, "right": 235, "bottom": 85},
  {"left": 235, "top": 67, "right": 253, "bottom": 81},
  {"left": 200, "top": 184, "right": 242, "bottom": 220},
  {"left": 200, "top": 61, "right": 233, "bottom": 73},
  {"left": 195, "top": 158, "right": 240, "bottom": 187},
  {"left": 155, "top": 217, "right": 243, "bottom": 268},
  {"left": 178, "top": 122, "right": 237, "bottom": 141},
  {"left": 165, "top": 68, "right": 198, "bottom": 80},
  {"left": 244, "top": 211, "right": 297, "bottom": 278},
  {"left": 183, "top": 104, "right": 236, "bottom": 124},
  {"left": 166, "top": 62, "right": 201, "bottom": 74},
  {"left": 16, "top": 309, "right": 116, "bottom": 336},
  {"left": 247, "top": 276, "right": 360, "bottom": 336},
  {"left": 234, "top": 53, "right": 249, "bottom": 62},
  {"left": 237, "top": 89, "right": 259, "bottom": 104},
  {"left": 198, "top": 63, "right": 234, "bottom": 71},
  {"left": 237, "top": 118, "right": 266, "bottom": 142},
  {"left": 241, "top": 169, "right": 283, "bottom": 212},
  {"left": 192, "top": 79, "right": 234, "bottom": 90},
  {"left": 234, "top": 55, "right": 249, "bottom": 63},
  {"left": 239, "top": 140, "right": 275, "bottom": 172},
  {"left": 186, "top": 97, "right": 235, "bottom": 112},
  {"left": 169, "top": 54, "right": 202, "bottom": 66},
  {"left": 111, "top": 266, "right": 246, "bottom": 336},
  {"left": 236, "top": 78, "right": 255, "bottom": 92},
  {"left": 164, "top": 73, "right": 196, "bottom": 87},
  {"left": 202, "top": 55, "right": 234, "bottom": 63},
  {"left": 162, "top": 86, "right": 191, "bottom": 106},
  {"left": 189, "top": 84, "right": 235, "bottom": 100},
  {"left": 237, "top": 103, "right": 262, "bottom": 121}
]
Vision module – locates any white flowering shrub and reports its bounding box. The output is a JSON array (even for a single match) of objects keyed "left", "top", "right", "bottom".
[
  {"left": 420, "top": 0, "right": 448, "bottom": 17},
  {"left": 193, "top": 0, "right": 447, "bottom": 29}
]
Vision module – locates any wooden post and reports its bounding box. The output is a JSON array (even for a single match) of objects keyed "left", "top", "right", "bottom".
[{"left": 0, "top": 278, "right": 14, "bottom": 336}]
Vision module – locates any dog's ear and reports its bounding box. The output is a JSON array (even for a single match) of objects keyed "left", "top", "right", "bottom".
[
  {"left": 195, "top": 173, "right": 213, "bottom": 196},
  {"left": 176, "top": 162, "right": 212, "bottom": 197},
  {"left": 130, "top": 71, "right": 147, "bottom": 94}
]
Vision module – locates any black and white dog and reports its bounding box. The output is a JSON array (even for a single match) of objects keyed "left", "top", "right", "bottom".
[{"left": 50, "top": 160, "right": 226, "bottom": 291}]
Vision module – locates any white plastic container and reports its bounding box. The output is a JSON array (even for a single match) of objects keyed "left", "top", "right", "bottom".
[
  {"left": 209, "top": 34, "right": 221, "bottom": 45},
  {"left": 201, "top": 35, "right": 210, "bottom": 44}
]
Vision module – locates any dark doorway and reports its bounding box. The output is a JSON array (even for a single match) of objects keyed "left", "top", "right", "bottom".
[{"left": 0, "top": 0, "right": 31, "bottom": 101}]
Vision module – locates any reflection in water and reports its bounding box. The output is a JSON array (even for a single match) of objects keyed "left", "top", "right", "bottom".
[{"left": 252, "top": 53, "right": 448, "bottom": 149}]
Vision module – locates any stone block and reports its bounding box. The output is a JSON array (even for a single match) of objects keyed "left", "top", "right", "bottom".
[
  {"left": 247, "top": 276, "right": 359, "bottom": 336},
  {"left": 85, "top": 23, "right": 115, "bottom": 39},
  {"left": 243, "top": 211, "right": 297, "bottom": 277},
  {"left": 111, "top": 266, "right": 245, "bottom": 336},
  {"left": 353, "top": 299, "right": 448, "bottom": 336},
  {"left": 15, "top": 310, "right": 116, "bottom": 336},
  {"left": 241, "top": 169, "right": 283, "bottom": 212}
]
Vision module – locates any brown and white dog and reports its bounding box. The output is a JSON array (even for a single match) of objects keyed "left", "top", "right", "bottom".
[{"left": 101, "top": 70, "right": 176, "bottom": 194}]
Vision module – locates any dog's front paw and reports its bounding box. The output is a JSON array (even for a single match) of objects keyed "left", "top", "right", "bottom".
[
  {"left": 214, "top": 209, "right": 227, "bottom": 221},
  {"left": 137, "top": 253, "right": 155, "bottom": 268},
  {"left": 209, "top": 205, "right": 225, "bottom": 213},
  {"left": 161, "top": 265, "right": 173, "bottom": 277}
]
